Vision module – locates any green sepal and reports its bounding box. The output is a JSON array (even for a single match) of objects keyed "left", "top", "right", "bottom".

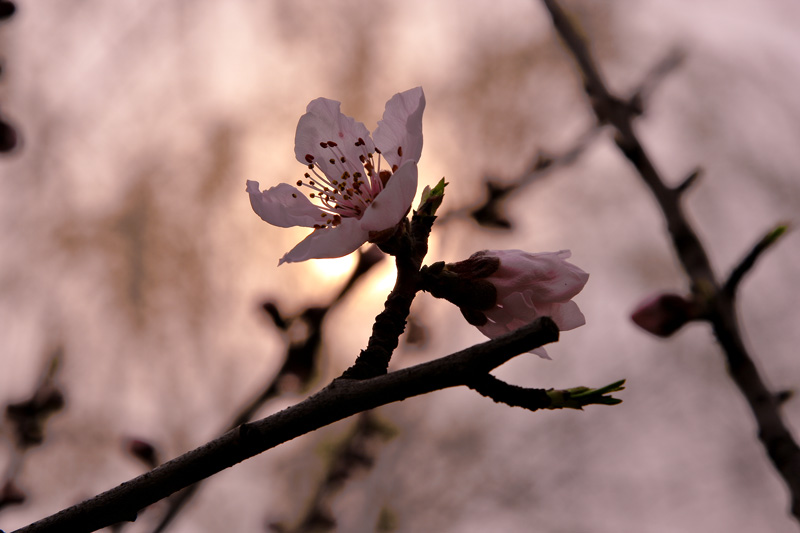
[
  {"left": 416, "top": 178, "right": 448, "bottom": 216},
  {"left": 547, "top": 379, "right": 626, "bottom": 410}
]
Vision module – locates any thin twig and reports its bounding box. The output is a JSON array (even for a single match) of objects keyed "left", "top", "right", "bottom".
[
  {"left": 675, "top": 167, "right": 703, "bottom": 196},
  {"left": 724, "top": 224, "right": 789, "bottom": 298},
  {"left": 437, "top": 124, "right": 602, "bottom": 229},
  {"left": 1, "top": 349, "right": 64, "bottom": 514},
  {"left": 467, "top": 374, "right": 625, "bottom": 410},
  {"left": 539, "top": 0, "right": 800, "bottom": 520},
  {"left": 276, "top": 411, "right": 394, "bottom": 533},
  {"left": 12, "top": 318, "right": 559, "bottom": 533},
  {"left": 437, "top": 46, "right": 682, "bottom": 230}
]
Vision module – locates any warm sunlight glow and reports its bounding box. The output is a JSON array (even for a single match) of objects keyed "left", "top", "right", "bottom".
[
  {"left": 308, "top": 253, "right": 359, "bottom": 284},
  {"left": 366, "top": 260, "right": 397, "bottom": 297}
]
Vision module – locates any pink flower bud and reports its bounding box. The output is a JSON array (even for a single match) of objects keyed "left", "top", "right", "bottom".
[
  {"left": 470, "top": 250, "right": 589, "bottom": 359},
  {"left": 630, "top": 293, "right": 697, "bottom": 337},
  {"left": 124, "top": 438, "right": 159, "bottom": 469}
]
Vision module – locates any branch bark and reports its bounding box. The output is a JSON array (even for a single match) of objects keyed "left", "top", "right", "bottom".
[
  {"left": 12, "top": 318, "right": 559, "bottom": 533},
  {"left": 539, "top": 0, "right": 800, "bottom": 520}
]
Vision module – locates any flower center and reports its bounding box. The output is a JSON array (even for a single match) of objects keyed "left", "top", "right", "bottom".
[{"left": 295, "top": 138, "right": 397, "bottom": 229}]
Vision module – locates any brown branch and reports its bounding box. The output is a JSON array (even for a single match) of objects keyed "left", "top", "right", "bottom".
[
  {"left": 0, "top": 3, "right": 20, "bottom": 154},
  {"left": 723, "top": 224, "right": 789, "bottom": 298},
  {"left": 1, "top": 349, "right": 64, "bottom": 515},
  {"left": 148, "top": 247, "right": 385, "bottom": 533},
  {"left": 437, "top": 124, "right": 602, "bottom": 229},
  {"left": 275, "top": 411, "right": 394, "bottom": 533},
  {"left": 675, "top": 167, "right": 702, "bottom": 195},
  {"left": 467, "top": 374, "right": 625, "bottom": 411},
  {"left": 342, "top": 214, "right": 435, "bottom": 379},
  {"left": 466, "top": 374, "right": 551, "bottom": 410},
  {"left": 12, "top": 318, "right": 559, "bottom": 533},
  {"left": 436, "top": 46, "right": 681, "bottom": 231},
  {"left": 540, "top": 0, "right": 800, "bottom": 520}
]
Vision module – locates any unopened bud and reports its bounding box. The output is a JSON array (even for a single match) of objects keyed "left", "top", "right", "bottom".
[
  {"left": 125, "top": 438, "right": 159, "bottom": 469},
  {"left": 631, "top": 293, "right": 698, "bottom": 337}
]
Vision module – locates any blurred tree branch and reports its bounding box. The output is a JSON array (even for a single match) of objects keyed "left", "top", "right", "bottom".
[
  {"left": 437, "top": 43, "right": 683, "bottom": 230},
  {"left": 271, "top": 411, "right": 395, "bottom": 533},
  {"left": 0, "top": 2, "right": 19, "bottom": 153},
  {"left": 148, "top": 247, "right": 385, "bottom": 533},
  {"left": 1, "top": 349, "right": 64, "bottom": 514},
  {"left": 539, "top": 0, "right": 800, "bottom": 521},
  {"left": 12, "top": 317, "right": 624, "bottom": 533}
]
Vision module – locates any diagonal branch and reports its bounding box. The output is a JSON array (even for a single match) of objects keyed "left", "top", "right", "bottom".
[
  {"left": 12, "top": 318, "right": 560, "bottom": 533},
  {"left": 539, "top": 0, "right": 800, "bottom": 520},
  {"left": 147, "top": 247, "right": 386, "bottom": 533}
]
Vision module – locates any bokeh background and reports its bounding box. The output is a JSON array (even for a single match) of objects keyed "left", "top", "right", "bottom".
[{"left": 1, "top": 0, "right": 800, "bottom": 531}]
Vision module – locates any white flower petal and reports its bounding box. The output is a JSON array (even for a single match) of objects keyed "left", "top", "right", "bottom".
[
  {"left": 473, "top": 253, "right": 588, "bottom": 358},
  {"left": 359, "top": 161, "right": 418, "bottom": 232},
  {"left": 475, "top": 318, "right": 510, "bottom": 339},
  {"left": 247, "top": 180, "right": 321, "bottom": 228},
  {"left": 531, "top": 347, "right": 552, "bottom": 360},
  {"left": 476, "top": 308, "right": 553, "bottom": 360},
  {"left": 279, "top": 217, "right": 369, "bottom": 265},
  {"left": 542, "top": 300, "right": 586, "bottom": 331},
  {"left": 490, "top": 250, "right": 589, "bottom": 303},
  {"left": 373, "top": 87, "right": 425, "bottom": 169},
  {"left": 294, "top": 97, "right": 375, "bottom": 180}
]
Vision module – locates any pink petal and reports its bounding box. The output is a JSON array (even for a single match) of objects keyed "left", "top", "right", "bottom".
[
  {"left": 630, "top": 293, "right": 694, "bottom": 337},
  {"left": 247, "top": 180, "right": 322, "bottom": 228},
  {"left": 475, "top": 316, "right": 513, "bottom": 339},
  {"left": 536, "top": 300, "right": 586, "bottom": 331},
  {"left": 373, "top": 87, "right": 425, "bottom": 169},
  {"left": 531, "top": 347, "right": 552, "bottom": 360},
  {"left": 479, "top": 293, "right": 535, "bottom": 337},
  {"left": 491, "top": 250, "right": 589, "bottom": 303},
  {"left": 279, "top": 217, "right": 369, "bottom": 265},
  {"left": 359, "top": 161, "right": 418, "bottom": 232},
  {"left": 294, "top": 97, "right": 375, "bottom": 181},
  {"left": 477, "top": 308, "right": 550, "bottom": 359}
]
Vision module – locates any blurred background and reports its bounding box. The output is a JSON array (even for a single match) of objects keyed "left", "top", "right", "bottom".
[{"left": 1, "top": 0, "right": 799, "bottom": 531}]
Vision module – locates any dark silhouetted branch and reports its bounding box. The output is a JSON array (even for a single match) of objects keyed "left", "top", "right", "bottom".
[
  {"left": 675, "top": 167, "right": 703, "bottom": 196},
  {"left": 1, "top": 349, "right": 64, "bottom": 514},
  {"left": 438, "top": 125, "right": 602, "bottom": 229},
  {"left": 149, "top": 247, "right": 385, "bottom": 533},
  {"left": 342, "top": 214, "right": 435, "bottom": 379},
  {"left": 273, "top": 412, "right": 395, "bottom": 533},
  {"left": 540, "top": 0, "right": 800, "bottom": 520},
  {"left": 468, "top": 374, "right": 624, "bottom": 411},
  {"left": 13, "top": 318, "right": 563, "bottom": 533},
  {"left": 723, "top": 224, "right": 789, "bottom": 298}
]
